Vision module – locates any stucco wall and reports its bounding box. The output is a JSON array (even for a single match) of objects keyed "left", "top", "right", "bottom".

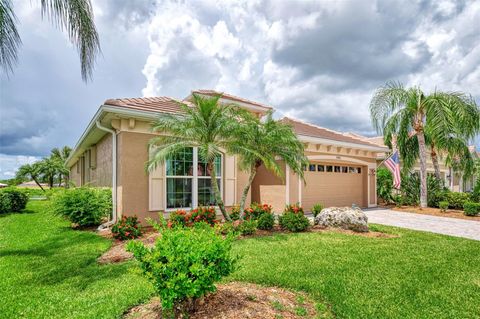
[
  {"left": 90, "top": 134, "right": 112, "bottom": 187},
  {"left": 69, "top": 161, "right": 82, "bottom": 187}
]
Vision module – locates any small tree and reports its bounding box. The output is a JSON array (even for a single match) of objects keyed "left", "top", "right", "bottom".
[
  {"left": 229, "top": 113, "right": 308, "bottom": 215},
  {"left": 15, "top": 163, "right": 44, "bottom": 191}
]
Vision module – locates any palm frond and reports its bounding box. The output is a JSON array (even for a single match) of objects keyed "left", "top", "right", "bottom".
[{"left": 0, "top": 0, "right": 21, "bottom": 75}]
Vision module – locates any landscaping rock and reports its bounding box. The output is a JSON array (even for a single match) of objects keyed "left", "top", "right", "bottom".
[{"left": 314, "top": 207, "right": 369, "bottom": 232}]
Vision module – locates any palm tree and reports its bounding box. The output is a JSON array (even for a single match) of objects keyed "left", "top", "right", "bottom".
[
  {"left": 147, "top": 94, "right": 248, "bottom": 221},
  {"left": 15, "top": 163, "right": 44, "bottom": 191},
  {"left": 0, "top": 0, "right": 100, "bottom": 81},
  {"left": 370, "top": 82, "right": 479, "bottom": 208},
  {"left": 229, "top": 113, "right": 308, "bottom": 215},
  {"left": 51, "top": 146, "right": 72, "bottom": 187}
]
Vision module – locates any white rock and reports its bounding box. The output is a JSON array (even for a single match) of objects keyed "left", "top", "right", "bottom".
[{"left": 314, "top": 207, "right": 369, "bottom": 232}]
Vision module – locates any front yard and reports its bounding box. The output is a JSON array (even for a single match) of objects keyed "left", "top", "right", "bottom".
[{"left": 1, "top": 201, "right": 480, "bottom": 318}]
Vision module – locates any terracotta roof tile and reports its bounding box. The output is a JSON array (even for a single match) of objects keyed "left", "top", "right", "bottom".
[
  {"left": 282, "top": 117, "right": 385, "bottom": 148},
  {"left": 191, "top": 89, "right": 273, "bottom": 110},
  {"left": 103, "top": 96, "right": 187, "bottom": 114}
]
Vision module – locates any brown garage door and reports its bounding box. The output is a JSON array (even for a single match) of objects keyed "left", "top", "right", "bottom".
[{"left": 302, "top": 162, "right": 366, "bottom": 210}]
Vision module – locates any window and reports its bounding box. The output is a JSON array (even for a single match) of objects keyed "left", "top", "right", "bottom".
[
  {"left": 342, "top": 166, "right": 348, "bottom": 173},
  {"left": 349, "top": 167, "right": 355, "bottom": 173},
  {"left": 326, "top": 165, "right": 333, "bottom": 172},
  {"left": 317, "top": 165, "right": 325, "bottom": 172},
  {"left": 334, "top": 166, "right": 341, "bottom": 173},
  {"left": 357, "top": 167, "right": 362, "bottom": 174},
  {"left": 308, "top": 164, "right": 316, "bottom": 172},
  {"left": 165, "top": 148, "right": 222, "bottom": 209}
]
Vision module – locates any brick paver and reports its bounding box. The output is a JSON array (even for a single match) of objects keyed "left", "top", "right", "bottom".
[{"left": 364, "top": 209, "right": 480, "bottom": 241}]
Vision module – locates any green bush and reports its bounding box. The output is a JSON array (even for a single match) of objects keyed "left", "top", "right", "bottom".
[
  {"left": 377, "top": 167, "right": 394, "bottom": 203},
  {"left": 279, "top": 204, "right": 309, "bottom": 232},
  {"left": 111, "top": 215, "right": 142, "bottom": 240},
  {"left": 0, "top": 188, "right": 28, "bottom": 214},
  {"left": 463, "top": 202, "right": 480, "bottom": 216},
  {"left": 50, "top": 187, "right": 111, "bottom": 227},
  {"left": 399, "top": 172, "right": 446, "bottom": 207},
  {"left": 127, "top": 222, "right": 236, "bottom": 316},
  {"left": 443, "top": 192, "right": 471, "bottom": 210},
  {"left": 439, "top": 201, "right": 449, "bottom": 213},
  {"left": 230, "top": 205, "right": 241, "bottom": 221},
  {"left": 237, "top": 219, "right": 257, "bottom": 235},
  {"left": 471, "top": 179, "right": 480, "bottom": 202},
  {"left": 311, "top": 203, "right": 323, "bottom": 218},
  {"left": 257, "top": 212, "right": 274, "bottom": 230}
]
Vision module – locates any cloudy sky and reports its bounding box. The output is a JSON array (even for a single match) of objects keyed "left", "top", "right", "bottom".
[{"left": 1, "top": 0, "right": 479, "bottom": 179}]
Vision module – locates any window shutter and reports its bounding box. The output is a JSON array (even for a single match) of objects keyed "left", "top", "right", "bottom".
[
  {"left": 148, "top": 150, "right": 165, "bottom": 211},
  {"left": 223, "top": 154, "right": 236, "bottom": 206}
]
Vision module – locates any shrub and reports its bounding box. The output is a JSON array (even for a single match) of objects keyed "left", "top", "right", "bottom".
[
  {"left": 237, "top": 219, "right": 257, "bottom": 235},
  {"left": 463, "top": 202, "right": 480, "bottom": 216},
  {"left": 168, "top": 207, "right": 217, "bottom": 228},
  {"left": 280, "top": 204, "right": 309, "bottom": 232},
  {"left": 244, "top": 202, "right": 272, "bottom": 220},
  {"left": 230, "top": 205, "right": 241, "bottom": 220},
  {"left": 127, "top": 222, "right": 236, "bottom": 316},
  {"left": 257, "top": 212, "right": 274, "bottom": 230},
  {"left": 111, "top": 216, "right": 142, "bottom": 240},
  {"left": 50, "top": 187, "right": 111, "bottom": 227},
  {"left": 392, "top": 194, "right": 403, "bottom": 207},
  {"left": 377, "top": 167, "right": 394, "bottom": 203},
  {"left": 439, "top": 201, "right": 449, "bottom": 213},
  {"left": 443, "top": 192, "right": 471, "bottom": 210},
  {"left": 399, "top": 172, "right": 446, "bottom": 207},
  {"left": 0, "top": 188, "right": 28, "bottom": 214},
  {"left": 470, "top": 178, "right": 480, "bottom": 202},
  {"left": 311, "top": 203, "right": 323, "bottom": 218}
]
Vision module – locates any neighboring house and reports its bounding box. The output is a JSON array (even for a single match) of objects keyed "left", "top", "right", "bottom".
[
  {"left": 17, "top": 181, "right": 49, "bottom": 188},
  {"left": 66, "top": 90, "right": 388, "bottom": 222},
  {"left": 346, "top": 133, "right": 478, "bottom": 193}
]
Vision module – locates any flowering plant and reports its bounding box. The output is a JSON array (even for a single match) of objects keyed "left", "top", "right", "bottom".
[
  {"left": 244, "top": 202, "right": 273, "bottom": 220},
  {"left": 112, "top": 215, "right": 142, "bottom": 240},
  {"left": 284, "top": 203, "right": 304, "bottom": 215},
  {"left": 168, "top": 207, "right": 217, "bottom": 228}
]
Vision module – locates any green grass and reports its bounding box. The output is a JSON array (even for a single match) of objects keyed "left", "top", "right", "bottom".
[
  {"left": 0, "top": 201, "right": 152, "bottom": 319},
  {"left": 2, "top": 202, "right": 480, "bottom": 318},
  {"left": 230, "top": 227, "right": 480, "bottom": 319}
]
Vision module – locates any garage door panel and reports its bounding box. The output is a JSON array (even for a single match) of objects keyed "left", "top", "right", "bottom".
[{"left": 303, "top": 164, "right": 365, "bottom": 210}]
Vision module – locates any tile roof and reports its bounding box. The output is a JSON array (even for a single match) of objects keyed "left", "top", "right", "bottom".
[
  {"left": 191, "top": 89, "right": 273, "bottom": 110},
  {"left": 282, "top": 117, "right": 385, "bottom": 148},
  {"left": 103, "top": 97, "right": 188, "bottom": 114}
]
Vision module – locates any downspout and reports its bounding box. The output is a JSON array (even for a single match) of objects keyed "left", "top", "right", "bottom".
[{"left": 96, "top": 120, "right": 117, "bottom": 229}]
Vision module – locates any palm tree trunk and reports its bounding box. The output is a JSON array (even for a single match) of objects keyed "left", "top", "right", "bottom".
[
  {"left": 239, "top": 162, "right": 259, "bottom": 218},
  {"left": 208, "top": 161, "right": 231, "bottom": 221},
  {"left": 32, "top": 177, "right": 45, "bottom": 192},
  {"left": 417, "top": 132, "right": 428, "bottom": 208},
  {"left": 430, "top": 148, "right": 442, "bottom": 182}
]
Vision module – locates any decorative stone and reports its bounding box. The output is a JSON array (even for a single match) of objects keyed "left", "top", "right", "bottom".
[{"left": 314, "top": 207, "right": 369, "bottom": 232}]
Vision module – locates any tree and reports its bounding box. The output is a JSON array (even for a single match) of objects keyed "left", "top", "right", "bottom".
[
  {"left": 51, "top": 146, "right": 72, "bottom": 187},
  {"left": 229, "top": 113, "right": 307, "bottom": 215},
  {"left": 148, "top": 94, "right": 248, "bottom": 221},
  {"left": 0, "top": 0, "right": 100, "bottom": 81},
  {"left": 38, "top": 157, "right": 66, "bottom": 188},
  {"left": 15, "top": 163, "right": 44, "bottom": 191},
  {"left": 370, "top": 82, "right": 479, "bottom": 208}
]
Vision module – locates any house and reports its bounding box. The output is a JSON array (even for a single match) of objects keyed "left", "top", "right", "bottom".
[
  {"left": 66, "top": 90, "right": 388, "bottom": 222},
  {"left": 346, "top": 133, "right": 478, "bottom": 193}
]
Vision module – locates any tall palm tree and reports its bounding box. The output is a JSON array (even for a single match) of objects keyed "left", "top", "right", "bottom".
[
  {"left": 51, "top": 146, "right": 72, "bottom": 187},
  {"left": 15, "top": 163, "right": 44, "bottom": 191},
  {"left": 229, "top": 113, "right": 308, "bottom": 215},
  {"left": 0, "top": 0, "right": 100, "bottom": 81},
  {"left": 370, "top": 82, "right": 479, "bottom": 208},
  {"left": 147, "top": 94, "right": 248, "bottom": 221}
]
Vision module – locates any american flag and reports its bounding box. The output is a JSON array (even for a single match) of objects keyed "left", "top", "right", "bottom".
[{"left": 385, "top": 150, "right": 401, "bottom": 189}]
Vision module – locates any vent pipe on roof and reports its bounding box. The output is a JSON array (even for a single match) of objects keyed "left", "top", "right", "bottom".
[{"left": 95, "top": 120, "right": 118, "bottom": 229}]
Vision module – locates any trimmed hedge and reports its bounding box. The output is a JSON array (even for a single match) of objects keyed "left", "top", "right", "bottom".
[
  {"left": 0, "top": 188, "right": 28, "bottom": 214},
  {"left": 464, "top": 202, "right": 480, "bottom": 216},
  {"left": 442, "top": 192, "right": 471, "bottom": 210}
]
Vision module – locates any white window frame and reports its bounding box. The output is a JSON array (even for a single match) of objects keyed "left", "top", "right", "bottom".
[{"left": 164, "top": 147, "right": 223, "bottom": 211}]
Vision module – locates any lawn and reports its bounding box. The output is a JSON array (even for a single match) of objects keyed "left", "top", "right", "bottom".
[
  {"left": 1, "top": 201, "right": 479, "bottom": 318},
  {"left": 0, "top": 201, "right": 152, "bottom": 319}
]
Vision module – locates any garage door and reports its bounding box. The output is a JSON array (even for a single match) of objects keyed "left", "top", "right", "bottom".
[{"left": 302, "top": 162, "right": 366, "bottom": 210}]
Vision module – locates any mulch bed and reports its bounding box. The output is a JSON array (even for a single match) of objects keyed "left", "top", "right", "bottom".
[
  {"left": 97, "top": 225, "right": 396, "bottom": 265},
  {"left": 123, "top": 282, "right": 325, "bottom": 319},
  {"left": 389, "top": 205, "right": 480, "bottom": 221}
]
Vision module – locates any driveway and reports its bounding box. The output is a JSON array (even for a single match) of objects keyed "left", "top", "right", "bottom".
[{"left": 364, "top": 209, "right": 480, "bottom": 241}]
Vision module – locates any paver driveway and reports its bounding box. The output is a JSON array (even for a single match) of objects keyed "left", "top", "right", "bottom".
[{"left": 365, "top": 209, "right": 480, "bottom": 241}]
